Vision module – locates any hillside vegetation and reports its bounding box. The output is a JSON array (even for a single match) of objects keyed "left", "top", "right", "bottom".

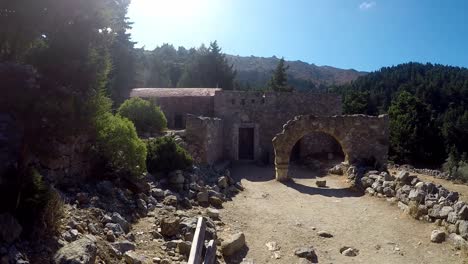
[
  {"left": 332, "top": 62, "right": 468, "bottom": 170},
  {"left": 134, "top": 44, "right": 365, "bottom": 91},
  {"left": 227, "top": 55, "right": 366, "bottom": 91}
]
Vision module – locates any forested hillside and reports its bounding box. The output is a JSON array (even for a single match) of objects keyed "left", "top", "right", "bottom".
[
  {"left": 134, "top": 43, "right": 236, "bottom": 90},
  {"left": 227, "top": 55, "right": 366, "bottom": 91},
  {"left": 134, "top": 44, "right": 366, "bottom": 91},
  {"left": 332, "top": 63, "right": 468, "bottom": 170}
]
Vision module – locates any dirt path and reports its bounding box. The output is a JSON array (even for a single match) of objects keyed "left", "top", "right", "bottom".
[{"left": 219, "top": 163, "right": 465, "bottom": 264}]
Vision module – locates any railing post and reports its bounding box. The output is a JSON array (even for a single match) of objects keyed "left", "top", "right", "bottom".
[{"left": 187, "top": 217, "right": 206, "bottom": 264}]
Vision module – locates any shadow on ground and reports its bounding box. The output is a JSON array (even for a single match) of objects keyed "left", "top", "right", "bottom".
[{"left": 284, "top": 180, "right": 364, "bottom": 198}]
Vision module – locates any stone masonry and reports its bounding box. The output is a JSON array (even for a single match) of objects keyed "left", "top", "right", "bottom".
[
  {"left": 272, "top": 115, "right": 389, "bottom": 181},
  {"left": 131, "top": 88, "right": 390, "bottom": 178},
  {"left": 185, "top": 114, "right": 223, "bottom": 164}
]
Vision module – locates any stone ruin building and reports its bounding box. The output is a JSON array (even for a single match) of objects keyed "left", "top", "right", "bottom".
[{"left": 130, "top": 88, "right": 389, "bottom": 181}]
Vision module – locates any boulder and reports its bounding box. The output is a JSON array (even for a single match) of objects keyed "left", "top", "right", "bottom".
[
  {"left": 176, "top": 240, "right": 192, "bottom": 256},
  {"left": 209, "top": 196, "right": 223, "bottom": 208},
  {"left": 150, "top": 188, "right": 165, "bottom": 198},
  {"left": 383, "top": 187, "right": 395, "bottom": 197},
  {"left": 329, "top": 165, "right": 343, "bottom": 175},
  {"left": 459, "top": 205, "right": 468, "bottom": 220},
  {"left": 0, "top": 213, "right": 22, "bottom": 244},
  {"left": 458, "top": 220, "right": 468, "bottom": 239},
  {"left": 360, "top": 177, "right": 373, "bottom": 188},
  {"left": 446, "top": 192, "right": 459, "bottom": 202},
  {"left": 54, "top": 235, "right": 97, "bottom": 264},
  {"left": 136, "top": 199, "right": 147, "bottom": 213},
  {"left": 105, "top": 223, "right": 124, "bottom": 236},
  {"left": 106, "top": 231, "right": 115, "bottom": 242},
  {"left": 294, "top": 246, "right": 317, "bottom": 261},
  {"left": 340, "top": 246, "right": 359, "bottom": 256},
  {"left": 111, "top": 240, "right": 136, "bottom": 255},
  {"left": 408, "top": 189, "right": 426, "bottom": 203},
  {"left": 395, "top": 171, "right": 409, "bottom": 182},
  {"left": 123, "top": 251, "right": 146, "bottom": 264},
  {"left": 365, "top": 187, "right": 375, "bottom": 195},
  {"left": 317, "top": 231, "right": 333, "bottom": 238},
  {"left": 112, "top": 212, "right": 130, "bottom": 233},
  {"left": 265, "top": 241, "right": 280, "bottom": 251},
  {"left": 197, "top": 191, "right": 209, "bottom": 203},
  {"left": 217, "top": 176, "right": 229, "bottom": 189},
  {"left": 221, "top": 232, "right": 246, "bottom": 256},
  {"left": 447, "top": 212, "right": 459, "bottom": 224},
  {"left": 430, "top": 230, "right": 445, "bottom": 243},
  {"left": 315, "top": 180, "right": 326, "bottom": 187},
  {"left": 382, "top": 172, "right": 394, "bottom": 181},
  {"left": 206, "top": 208, "right": 220, "bottom": 219},
  {"left": 160, "top": 216, "right": 180, "bottom": 237},
  {"left": 410, "top": 177, "right": 420, "bottom": 186},
  {"left": 448, "top": 233, "right": 468, "bottom": 249},
  {"left": 440, "top": 206, "right": 454, "bottom": 219},
  {"left": 162, "top": 195, "right": 178, "bottom": 207}
]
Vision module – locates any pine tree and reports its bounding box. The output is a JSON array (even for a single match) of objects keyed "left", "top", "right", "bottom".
[{"left": 268, "top": 57, "right": 291, "bottom": 92}]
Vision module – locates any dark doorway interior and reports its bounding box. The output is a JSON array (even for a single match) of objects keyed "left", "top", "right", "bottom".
[
  {"left": 238, "top": 127, "right": 254, "bottom": 160},
  {"left": 290, "top": 139, "right": 301, "bottom": 161},
  {"left": 174, "top": 113, "right": 184, "bottom": 129}
]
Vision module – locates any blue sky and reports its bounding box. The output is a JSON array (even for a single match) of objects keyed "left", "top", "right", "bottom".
[{"left": 128, "top": 0, "right": 468, "bottom": 72}]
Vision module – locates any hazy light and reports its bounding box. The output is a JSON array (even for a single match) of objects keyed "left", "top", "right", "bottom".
[{"left": 128, "top": 0, "right": 225, "bottom": 49}]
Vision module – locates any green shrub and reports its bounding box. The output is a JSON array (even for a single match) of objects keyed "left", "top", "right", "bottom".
[
  {"left": 96, "top": 113, "right": 147, "bottom": 178},
  {"left": 117, "top": 97, "right": 167, "bottom": 134},
  {"left": 146, "top": 137, "right": 193, "bottom": 173},
  {"left": 453, "top": 161, "right": 468, "bottom": 182}
]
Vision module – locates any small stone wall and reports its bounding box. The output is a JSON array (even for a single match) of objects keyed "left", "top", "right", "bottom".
[
  {"left": 360, "top": 170, "right": 468, "bottom": 247},
  {"left": 38, "top": 135, "right": 92, "bottom": 186},
  {"left": 185, "top": 114, "right": 224, "bottom": 165},
  {"left": 272, "top": 115, "right": 389, "bottom": 181},
  {"left": 389, "top": 164, "right": 452, "bottom": 180}
]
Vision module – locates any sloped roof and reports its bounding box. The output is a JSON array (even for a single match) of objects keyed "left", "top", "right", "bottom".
[{"left": 130, "top": 88, "right": 221, "bottom": 98}]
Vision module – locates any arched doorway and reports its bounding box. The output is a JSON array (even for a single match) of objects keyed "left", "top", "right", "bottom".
[
  {"left": 272, "top": 115, "right": 389, "bottom": 181},
  {"left": 289, "top": 132, "right": 345, "bottom": 176}
]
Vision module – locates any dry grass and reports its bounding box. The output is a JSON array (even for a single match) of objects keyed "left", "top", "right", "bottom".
[{"left": 35, "top": 187, "right": 64, "bottom": 237}]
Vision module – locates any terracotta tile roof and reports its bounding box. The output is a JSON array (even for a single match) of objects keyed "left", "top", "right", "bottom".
[{"left": 130, "top": 88, "right": 221, "bottom": 98}]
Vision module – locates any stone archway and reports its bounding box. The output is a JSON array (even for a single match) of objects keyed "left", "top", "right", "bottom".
[{"left": 272, "top": 115, "right": 389, "bottom": 181}]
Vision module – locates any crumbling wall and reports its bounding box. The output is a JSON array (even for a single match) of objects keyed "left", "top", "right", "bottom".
[
  {"left": 299, "top": 132, "right": 343, "bottom": 158},
  {"left": 146, "top": 96, "right": 215, "bottom": 129},
  {"left": 185, "top": 114, "right": 224, "bottom": 165},
  {"left": 213, "top": 91, "right": 342, "bottom": 162},
  {"left": 273, "top": 114, "right": 389, "bottom": 181}
]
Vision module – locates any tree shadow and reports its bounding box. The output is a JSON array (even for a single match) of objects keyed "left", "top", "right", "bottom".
[{"left": 284, "top": 180, "right": 364, "bottom": 198}]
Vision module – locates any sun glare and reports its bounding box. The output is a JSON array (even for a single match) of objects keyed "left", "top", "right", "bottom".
[{"left": 131, "top": 0, "right": 204, "bottom": 19}]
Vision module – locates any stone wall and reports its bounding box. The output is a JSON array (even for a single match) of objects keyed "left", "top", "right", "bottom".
[
  {"left": 213, "top": 91, "right": 342, "bottom": 162},
  {"left": 299, "top": 132, "right": 343, "bottom": 158},
  {"left": 272, "top": 115, "right": 389, "bottom": 181},
  {"left": 38, "top": 135, "right": 92, "bottom": 187},
  {"left": 0, "top": 112, "right": 91, "bottom": 187},
  {"left": 361, "top": 169, "right": 468, "bottom": 247},
  {"left": 147, "top": 96, "right": 215, "bottom": 129},
  {"left": 185, "top": 114, "right": 224, "bottom": 165}
]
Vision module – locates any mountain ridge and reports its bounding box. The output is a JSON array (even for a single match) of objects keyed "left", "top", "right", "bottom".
[{"left": 226, "top": 54, "right": 367, "bottom": 91}]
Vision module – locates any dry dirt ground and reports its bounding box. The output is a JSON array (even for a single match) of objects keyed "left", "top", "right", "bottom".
[{"left": 219, "top": 163, "right": 468, "bottom": 264}]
